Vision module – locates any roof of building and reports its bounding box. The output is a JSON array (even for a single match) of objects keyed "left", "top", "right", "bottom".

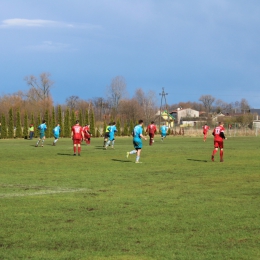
[
  {"left": 250, "top": 109, "right": 260, "bottom": 115},
  {"left": 170, "top": 108, "right": 199, "bottom": 113}
]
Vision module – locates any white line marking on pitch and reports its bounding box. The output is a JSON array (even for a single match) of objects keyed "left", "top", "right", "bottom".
[{"left": 0, "top": 188, "right": 90, "bottom": 198}]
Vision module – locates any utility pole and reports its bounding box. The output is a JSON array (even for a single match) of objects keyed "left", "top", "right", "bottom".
[{"left": 159, "top": 88, "right": 168, "bottom": 128}]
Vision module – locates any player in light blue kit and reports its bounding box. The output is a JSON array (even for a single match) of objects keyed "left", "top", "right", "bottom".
[
  {"left": 160, "top": 123, "right": 168, "bottom": 141},
  {"left": 126, "top": 119, "right": 147, "bottom": 163},
  {"left": 104, "top": 122, "right": 117, "bottom": 149},
  {"left": 35, "top": 120, "right": 47, "bottom": 147},
  {"left": 52, "top": 123, "right": 61, "bottom": 146}
]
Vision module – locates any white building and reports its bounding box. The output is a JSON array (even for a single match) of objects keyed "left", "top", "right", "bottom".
[{"left": 170, "top": 108, "right": 199, "bottom": 124}]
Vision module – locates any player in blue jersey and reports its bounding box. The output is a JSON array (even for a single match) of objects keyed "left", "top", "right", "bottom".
[
  {"left": 35, "top": 120, "right": 47, "bottom": 147},
  {"left": 126, "top": 119, "right": 147, "bottom": 163},
  {"left": 104, "top": 122, "right": 117, "bottom": 149},
  {"left": 52, "top": 123, "right": 61, "bottom": 146},
  {"left": 160, "top": 123, "right": 168, "bottom": 141}
]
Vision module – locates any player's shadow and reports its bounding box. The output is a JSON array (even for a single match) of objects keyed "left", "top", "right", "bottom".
[
  {"left": 112, "top": 159, "right": 132, "bottom": 163},
  {"left": 187, "top": 159, "right": 208, "bottom": 163},
  {"left": 57, "top": 153, "right": 75, "bottom": 156},
  {"left": 95, "top": 146, "right": 106, "bottom": 150}
]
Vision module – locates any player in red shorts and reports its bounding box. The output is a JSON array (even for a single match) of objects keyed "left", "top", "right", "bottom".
[
  {"left": 146, "top": 121, "right": 157, "bottom": 145},
  {"left": 211, "top": 122, "right": 227, "bottom": 162},
  {"left": 202, "top": 123, "right": 210, "bottom": 142},
  {"left": 71, "top": 120, "right": 84, "bottom": 156},
  {"left": 83, "top": 124, "right": 92, "bottom": 145}
]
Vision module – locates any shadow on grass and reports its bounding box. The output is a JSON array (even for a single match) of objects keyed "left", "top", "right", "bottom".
[
  {"left": 95, "top": 146, "right": 106, "bottom": 150},
  {"left": 111, "top": 159, "right": 132, "bottom": 163},
  {"left": 57, "top": 153, "right": 75, "bottom": 156},
  {"left": 187, "top": 158, "right": 208, "bottom": 162},
  {"left": 30, "top": 144, "right": 53, "bottom": 147}
]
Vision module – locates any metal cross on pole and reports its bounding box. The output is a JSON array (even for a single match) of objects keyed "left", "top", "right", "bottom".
[{"left": 159, "top": 87, "right": 168, "bottom": 128}]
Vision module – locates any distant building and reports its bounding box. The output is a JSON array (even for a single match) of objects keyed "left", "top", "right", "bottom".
[
  {"left": 251, "top": 109, "right": 260, "bottom": 129},
  {"left": 253, "top": 120, "right": 260, "bottom": 129},
  {"left": 155, "top": 110, "right": 175, "bottom": 127},
  {"left": 250, "top": 109, "right": 260, "bottom": 120},
  {"left": 212, "top": 112, "right": 225, "bottom": 123},
  {"left": 170, "top": 108, "right": 199, "bottom": 124}
]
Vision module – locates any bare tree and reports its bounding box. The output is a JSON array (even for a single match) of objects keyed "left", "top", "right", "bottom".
[
  {"left": 134, "top": 88, "right": 157, "bottom": 124},
  {"left": 215, "top": 99, "right": 233, "bottom": 114},
  {"left": 240, "top": 98, "right": 250, "bottom": 113},
  {"left": 230, "top": 99, "right": 250, "bottom": 114},
  {"left": 25, "top": 73, "right": 54, "bottom": 101},
  {"left": 93, "top": 97, "right": 109, "bottom": 121},
  {"left": 199, "top": 95, "right": 215, "bottom": 114},
  {"left": 106, "top": 76, "right": 127, "bottom": 111},
  {"left": 66, "top": 96, "right": 79, "bottom": 110},
  {"left": 230, "top": 101, "right": 239, "bottom": 113},
  {"left": 168, "top": 101, "right": 203, "bottom": 112},
  {"left": 118, "top": 99, "right": 142, "bottom": 123}
]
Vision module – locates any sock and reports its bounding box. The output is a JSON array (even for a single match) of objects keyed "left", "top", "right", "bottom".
[
  {"left": 54, "top": 139, "right": 58, "bottom": 143},
  {"left": 106, "top": 140, "right": 110, "bottom": 147},
  {"left": 78, "top": 147, "right": 81, "bottom": 154},
  {"left": 130, "top": 150, "right": 137, "bottom": 155},
  {"left": 74, "top": 147, "right": 76, "bottom": 153},
  {"left": 136, "top": 156, "right": 140, "bottom": 162},
  {"left": 212, "top": 149, "right": 217, "bottom": 156},
  {"left": 220, "top": 150, "right": 223, "bottom": 159},
  {"left": 41, "top": 140, "right": 45, "bottom": 145}
]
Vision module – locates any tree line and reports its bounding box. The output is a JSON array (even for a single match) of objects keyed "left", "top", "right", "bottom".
[
  {"left": 0, "top": 72, "right": 254, "bottom": 139},
  {"left": 0, "top": 106, "right": 139, "bottom": 139}
]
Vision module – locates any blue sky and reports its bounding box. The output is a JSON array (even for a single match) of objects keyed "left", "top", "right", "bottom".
[{"left": 1, "top": 0, "right": 260, "bottom": 108}]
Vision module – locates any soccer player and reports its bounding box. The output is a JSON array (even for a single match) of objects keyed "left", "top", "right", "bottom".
[
  {"left": 83, "top": 124, "right": 92, "bottom": 145},
  {"left": 202, "top": 123, "right": 210, "bottom": 142},
  {"left": 146, "top": 121, "right": 157, "bottom": 145},
  {"left": 103, "top": 123, "right": 111, "bottom": 147},
  {"left": 29, "top": 124, "right": 34, "bottom": 140},
  {"left": 211, "top": 122, "right": 227, "bottom": 162},
  {"left": 35, "top": 120, "right": 47, "bottom": 147},
  {"left": 104, "top": 122, "right": 117, "bottom": 149},
  {"left": 52, "top": 123, "right": 61, "bottom": 146},
  {"left": 71, "top": 120, "right": 84, "bottom": 156},
  {"left": 126, "top": 119, "right": 147, "bottom": 163},
  {"left": 160, "top": 123, "right": 168, "bottom": 141}
]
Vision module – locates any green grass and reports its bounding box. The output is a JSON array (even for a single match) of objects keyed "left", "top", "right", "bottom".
[{"left": 0, "top": 135, "right": 259, "bottom": 260}]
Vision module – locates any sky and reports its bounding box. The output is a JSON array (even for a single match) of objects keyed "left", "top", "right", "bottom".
[{"left": 1, "top": 0, "right": 260, "bottom": 108}]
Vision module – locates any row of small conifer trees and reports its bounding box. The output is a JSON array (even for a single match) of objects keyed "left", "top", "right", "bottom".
[{"left": 0, "top": 106, "right": 136, "bottom": 139}]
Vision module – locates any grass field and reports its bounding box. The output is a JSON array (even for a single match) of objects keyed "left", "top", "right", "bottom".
[{"left": 0, "top": 135, "right": 259, "bottom": 260}]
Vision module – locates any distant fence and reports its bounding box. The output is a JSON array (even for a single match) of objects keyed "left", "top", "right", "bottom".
[
  {"left": 167, "top": 125, "right": 259, "bottom": 137},
  {"left": 1, "top": 125, "right": 259, "bottom": 139}
]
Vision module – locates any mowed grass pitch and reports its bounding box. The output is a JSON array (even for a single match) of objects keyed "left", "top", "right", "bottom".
[{"left": 0, "top": 135, "right": 259, "bottom": 260}]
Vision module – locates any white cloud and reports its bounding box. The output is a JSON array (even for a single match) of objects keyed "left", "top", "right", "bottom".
[
  {"left": 0, "top": 18, "right": 102, "bottom": 30},
  {"left": 1, "top": 18, "right": 61, "bottom": 27},
  {"left": 25, "top": 41, "right": 77, "bottom": 52}
]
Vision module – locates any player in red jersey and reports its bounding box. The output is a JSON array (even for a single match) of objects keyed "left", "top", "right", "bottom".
[
  {"left": 211, "top": 122, "right": 227, "bottom": 162},
  {"left": 83, "top": 124, "right": 92, "bottom": 145},
  {"left": 202, "top": 123, "right": 210, "bottom": 142},
  {"left": 71, "top": 120, "right": 84, "bottom": 156},
  {"left": 146, "top": 121, "right": 157, "bottom": 145}
]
